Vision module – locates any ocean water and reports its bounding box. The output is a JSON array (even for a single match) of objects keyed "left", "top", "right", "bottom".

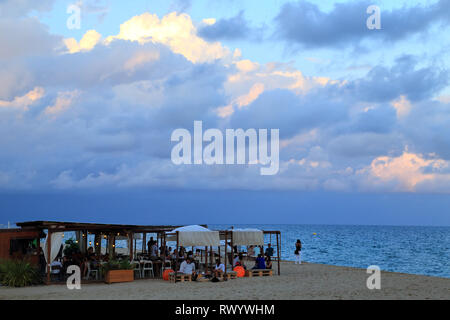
[{"left": 211, "top": 224, "right": 450, "bottom": 278}]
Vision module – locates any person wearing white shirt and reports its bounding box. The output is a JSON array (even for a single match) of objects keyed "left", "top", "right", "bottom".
[
  {"left": 178, "top": 258, "right": 197, "bottom": 280},
  {"left": 214, "top": 259, "right": 225, "bottom": 278}
]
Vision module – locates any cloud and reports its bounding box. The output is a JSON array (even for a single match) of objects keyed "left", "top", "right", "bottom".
[
  {"left": 0, "top": 8, "right": 450, "bottom": 195},
  {"left": 64, "top": 30, "right": 102, "bottom": 53},
  {"left": 340, "top": 55, "right": 448, "bottom": 102},
  {"left": 274, "top": 0, "right": 450, "bottom": 49},
  {"left": 0, "top": 17, "right": 62, "bottom": 60},
  {"left": 0, "top": 87, "right": 45, "bottom": 111},
  {"left": 198, "top": 11, "right": 262, "bottom": 41},
  {"left": 359, "top": 151, "right": 450, "bottom": 192},
  {"left": 105, "top": 12, "right": 230, "bottom": 63},
  {"left": 0, "top": 0, "right": 54, "bottom": 18}
]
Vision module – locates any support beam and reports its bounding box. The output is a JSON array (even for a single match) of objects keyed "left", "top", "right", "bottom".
[
  {"left": 276, "top": 233, "right": 280, "bottom": 276},
  {"left": 46, "top": 230, "right": 52, "bottom": 284},
  {"left": 129, "top": 233, "right": 134, "bottom": 261},
  {"left": 143, "top": 233, "right": 147, "bottom": 253}
]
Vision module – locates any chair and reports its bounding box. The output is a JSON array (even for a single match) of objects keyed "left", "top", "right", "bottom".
[
  {"left": 50, "top": 264, "right": 62, "bottom": 281},
  {"left": 163, "top": 260, "right": 172, "bottom": 271},
  {"left": 142, "top": 260, "right": 154, "bottom": 278},
  {"left": 132, "top": 261, "right": 142, "bottom": 279},
  {"left": 86, "top": 263, "right": 99, "bottom": 280}
]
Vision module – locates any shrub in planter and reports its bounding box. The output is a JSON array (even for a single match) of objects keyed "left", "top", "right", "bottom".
[
  {"left": 0, "top": 259, "right": 42, "bottom": 287},
  {"left": 101, "top": 259, "right": 134, "bottom": 284}
]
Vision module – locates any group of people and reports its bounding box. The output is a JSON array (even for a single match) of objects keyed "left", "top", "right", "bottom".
[
  {"left": 43, "top": 245, "right": 109, "bottom": 281},
  {"left": 176, "top": 257, "right": 225, "bottom": 281},
  {"left": 233, "top": 243, "right": 275, "bottom": 271}
]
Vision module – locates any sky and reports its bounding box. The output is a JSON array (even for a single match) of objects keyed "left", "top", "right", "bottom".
[{"left": 0, "top": 0, "right": 449, "bottom": 226}]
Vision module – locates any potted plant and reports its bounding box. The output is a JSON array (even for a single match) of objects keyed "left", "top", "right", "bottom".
[{"left": 101, "top": 259, "right": 134, "bottom": 284}]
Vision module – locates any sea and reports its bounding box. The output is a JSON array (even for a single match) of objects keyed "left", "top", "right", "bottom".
[{"left": 210, "top": 224, "right": 450, "bottom": 278}]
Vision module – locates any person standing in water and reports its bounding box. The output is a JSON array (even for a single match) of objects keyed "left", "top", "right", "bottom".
[{"left": 294, "top": 239, "right": 302, "bottom": 265}]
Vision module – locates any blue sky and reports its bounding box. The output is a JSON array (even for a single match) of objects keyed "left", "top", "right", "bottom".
[{"left": 0, "top": 0, "right": 449, "bottom": 226}]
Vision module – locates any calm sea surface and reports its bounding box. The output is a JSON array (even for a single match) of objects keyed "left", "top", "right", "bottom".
[{"left": 211, "top": 224, "right": 450, "bottom": 278}]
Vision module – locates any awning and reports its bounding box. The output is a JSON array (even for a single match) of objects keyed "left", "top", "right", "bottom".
[
  {"left": 166, "top": 225, "right": 220, "bottom": 247},
  {"left": 231, "top": 228, "right": 264, "bottom": 246}
]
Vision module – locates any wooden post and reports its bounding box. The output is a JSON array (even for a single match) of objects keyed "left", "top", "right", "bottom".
[
  {"left": 129, "top": 233, "right": 134, "bottom": 261},
  {"left": 224, "top": 232, "right": 227, "bottom": 273},
  {"left": 175, "top": 231, "right": 179, "bottom": 273},
  {"left": 46, "top": 230, "right": 52, "bottom": 284},
  {"left": 205, "top": 246, "right": 208, "bottom": 274},
  {"left": 230, "top": 231, "right": 234, "bottom": 266},
  {"left": 276, "top": 232, "right": 280, "bottom": 276},
  {"left": 84, "top": 230, "right": 88, "bottom": 252},
  {"left": 210, "top": 246, "right": 213, "bottom": 266},
  {"left": 162, "top": 233, "right": 166, "bottom": 271},
  {"left": 143, "top": 233, "right": 147, "bottom": 253},
  {"left": 108, "top": 234, "right": 114, "bottom": 260},
  {"left": 94, "top": 233, "right": 101, "bottom": 256}
]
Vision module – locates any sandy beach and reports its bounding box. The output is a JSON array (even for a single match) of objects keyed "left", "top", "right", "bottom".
[{"left": 0, "top": 261, "right": 448, "bottom": 300}]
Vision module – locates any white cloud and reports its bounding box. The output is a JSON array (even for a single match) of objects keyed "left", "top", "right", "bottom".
[
  {"left": 105, "top": 12, "right": 230, "bottom": 63},
  {"left": 0, "top": 87, "right": 45, "bottom": 111},
  {"left": 359, "top": 151, "right": 450, "bottom": 192},
  {"left": 64, "top": 30, "right": 102, "bottom": 53}
]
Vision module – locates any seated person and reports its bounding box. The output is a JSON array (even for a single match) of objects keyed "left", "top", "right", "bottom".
[
  {"left": 50, "top": 260, "right": 63, "bottom": 280},
  {"left": 178, "top": 257, "right": 197, "bottom": 280},
  {"left": 247, "top": 245, "right": 255, "bottom": 258},
  {"left": 81, "top": 247, "right": 98, "bottom": 278},
  {"left": 171, "top": 249, "right": 178, "bottom": 261},
  {"left": 265, "top": 244, "right": 274, "bottom": 257},
  {"left": 265, "top": 256, "right": 272, "bottom": 269},
  {"left": 252, "top": 254, "right": 266, "bottom": 270},
  {"left": 233, "top": 253, "right": 246, "bottom": 270},
  {"left": 213, "top": 259, "right": 225, "bottom": 278},
  {"left": 233, "top": 254, "right": 239, "bottom": 267}
]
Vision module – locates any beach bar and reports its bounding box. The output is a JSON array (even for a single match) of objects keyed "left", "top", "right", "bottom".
[
  {"left": 10, "top": 221, "right": 184, "bottom": 283},
  {"left": 0, "top": 221, "right": 281, "bottom": 284}
]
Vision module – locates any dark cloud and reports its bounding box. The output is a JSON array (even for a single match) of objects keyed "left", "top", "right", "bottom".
[
  {"left": 0, "top": 0, "right": 54, "bottom": 18},
  {"left": 198, "top": 11, "right": 262, "bottom": 41},
  {"left": 341, "top": 55, "right": 449, "bottom": 102},
  {"left": 0, "top": 17, "right": 62, "bottom": 60},
  {"left": 230, "top": 88, "right": 349, "bottom": 139},
  {"left": 274, "top": 0, "right": 450, "bottom": 49}
]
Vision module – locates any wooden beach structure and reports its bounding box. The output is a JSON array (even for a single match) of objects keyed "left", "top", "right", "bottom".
[{"left": 0, "top": 221, "right": 282, "bottom": 284}]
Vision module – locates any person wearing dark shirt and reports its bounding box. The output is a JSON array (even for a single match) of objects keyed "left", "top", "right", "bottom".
[
  {"left": 265, "top": 244, "right": 274, "bottom": 257},
  {"left": 253, "top": 254, "right": 266, "bottom": 269},
  {"left": 295, "top": 239, "right": 302, "bottom": 265}
]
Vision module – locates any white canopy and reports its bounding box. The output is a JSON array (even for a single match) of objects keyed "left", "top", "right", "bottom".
[
  {"left": 231, "top": 228, "right": 264, "bottom": 246},
  {"left": 166, "top": 225, "right": 220, "bottom": 247}
]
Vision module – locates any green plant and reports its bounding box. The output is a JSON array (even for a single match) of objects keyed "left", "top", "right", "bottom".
[
  {"left": 119, "top": 259, "right": 133, "bottom": 270},
  {"left": 0, "top": 259, "right": 42, "bottom": 287},
  {"left": 63, "top": 239, "right": 80, "bottom": 257},
  {"left": 100, "top": 259, "right": 133, "bottom": 275}
]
